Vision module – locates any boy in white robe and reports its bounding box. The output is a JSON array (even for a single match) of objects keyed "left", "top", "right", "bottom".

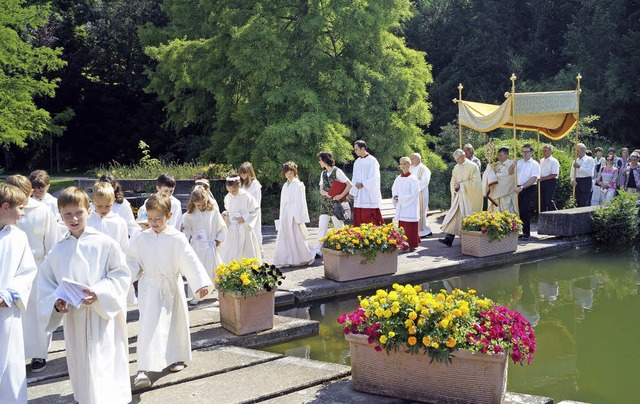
[
  {"left": 392, "top": 157, "right": 421, "bottom": 251},
  {"left": 5, "top": 175, "right": 61, "bottom": 373},
  {"left": 29, "top": 169, "right": 67, "bottom": 235},
  {"left": 219, "top": 176, "right": 262, "bottom": 264},
  {"left": 135, "top": 173, "right": 184, "bottom": 230},
  {"left": 182, "top": 186, "right": 227, "bottom": 304},
  {"left": 273, "top": 162, "right": 315, "bottom": 267},
  {"left": 0, "top": 184, "right": 38, "bottom": 403},
  {"left": 38, "top": 187, "right": 131, "bottom": 404},
  {"left": 349, "top": 140, "right": 384, "bottom": 226},
  {"left": 128, "top": 194, "right": 212, "bottom": 388}
]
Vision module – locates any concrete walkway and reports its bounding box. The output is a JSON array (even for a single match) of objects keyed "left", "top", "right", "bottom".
[{"left": 27, "top": 214, "right": 589, "bottom": 403}]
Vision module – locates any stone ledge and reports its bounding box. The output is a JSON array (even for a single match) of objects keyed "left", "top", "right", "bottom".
[{"left": 537, "top": 206, "right": 598, "bottom": 236}]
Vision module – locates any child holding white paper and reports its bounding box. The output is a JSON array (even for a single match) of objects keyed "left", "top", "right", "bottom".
[
  {"left": 128, "top": 194, "right": 212, "bottom": 388},
  {"left": 38, "top": 187, "right": 131, "bottom": 404}
]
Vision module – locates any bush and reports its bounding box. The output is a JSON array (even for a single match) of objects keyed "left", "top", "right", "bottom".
[{"left": 591, "top": 191, "right": 640, "bottom": 245}]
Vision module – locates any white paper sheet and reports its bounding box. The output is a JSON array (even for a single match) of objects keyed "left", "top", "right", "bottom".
[{"left": 54, "top": 277, "right": 91, "bottom": 309}]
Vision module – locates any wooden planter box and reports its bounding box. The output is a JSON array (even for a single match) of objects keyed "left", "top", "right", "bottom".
[
  {"left": 460, "top": 230, "right": 518, "bottom": 258},
  {"left": 218, "top": 288, "right": 275, "bottom": 335},
  {"left": 321, "top": 248, "right": 397, "bottom": 282},
  {"left": 346, "top": 333, "right": 508, "bottom": 403}
]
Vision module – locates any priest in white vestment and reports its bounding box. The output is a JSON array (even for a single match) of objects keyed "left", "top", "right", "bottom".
[
  {"left": 273, "top": 162, "right": 315, "bottom": 267},
  {"left": 439, "top": 150, "right": 483, "bottom": 247},
  {"left": 39, "top": 187, "right": 131, "bottom": 404},
  {"left": 482, "top": 147, "right": 516, "bottom": 213},
  {"left": 349, "top": 140, "right": 384, "bottom": 226},
  {"left": 0, "top": 184, "right": 38, "bottom": 403},
  {"left": 392, "top": 157, "right": 421, "bottom": 250},
  {"left": 409, "top": 153, "right": 433, "bottom": 237}
]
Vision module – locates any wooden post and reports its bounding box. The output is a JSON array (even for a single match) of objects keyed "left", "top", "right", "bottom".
[{"left": 511, "top": 74, "right": 519, "bottom": 215}]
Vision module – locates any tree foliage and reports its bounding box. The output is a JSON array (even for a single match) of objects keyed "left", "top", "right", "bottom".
[
  {"left": 0, "top": 0, "right": 64, "bottom": 147},
  {"left": 144, "top": 0, "right": 433, "bottom": 180}
]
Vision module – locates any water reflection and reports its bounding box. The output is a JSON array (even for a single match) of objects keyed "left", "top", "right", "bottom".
[{"left": 267, "top": 246, "right": 640, "bottom": 403}]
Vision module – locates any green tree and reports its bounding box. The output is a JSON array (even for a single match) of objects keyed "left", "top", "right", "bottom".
[
  {"left": 0, "top": 0, "right": 64, "bottom": 148},
  {"left": 144, "top": 0, "right": 433, "bottom": 180}
]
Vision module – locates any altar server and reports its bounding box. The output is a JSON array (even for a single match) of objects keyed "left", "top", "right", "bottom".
[
  {"left": 409, "top": 153, "right": 433, "bottom": 237},
  {"left": 0, "top": 184, "right": 37, "bottom": 403},
  {"left": 5, "top": 175, "right": 61, "bottom": 373},
  {"left": 392, "top": 157, "right": 420, "bottom": 251},
  {"left": 349, "top": 140, "right": 384, "bottom": 226},
  {"left": 39, "top": 187, "right": 131, "bottom": 404},
  {"left": 97, "top": 172, "right": 140, "bottom": 237},
  {"left": 273, "top": 161, "right": 315, "bottom": 267},
  {"left": 128, "top": 194, "right": 212, "bottom": 388},
  {"left": 88, "top": 182, "right": 129, "bottom": 252},
  {"left": 219, "top": 176, "right": 262, "bottom": 264}
]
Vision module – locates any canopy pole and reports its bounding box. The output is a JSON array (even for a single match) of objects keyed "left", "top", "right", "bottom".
[
  {"left": 511, "top": 74, "right": 519, "bottom": 216},
  {"left": 573, "top": 73, "right": 582, "bottom": 201},
  {"left": 537, "top": 129, "right": 541, "bottom": 214},
  {"left": 458, "top": 83, "right": 463, "bottom": 149}
]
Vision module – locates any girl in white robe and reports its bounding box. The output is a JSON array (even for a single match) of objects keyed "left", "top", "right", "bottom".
[
  {"left": 219, "top": 176, "right": 262, "bottom": 264},
  {"left": 182, "top": 186, "right": 227, "bottom": 303},
  {"left": 273, "top": 162, "right": 315, "bottom": 267},
  {"left": 0, "top": 184, "right": 38, "bottom": 403},
  {"left": 239, "top": 162, "right": 263, "bottom": 252},
  {"left": 128, "top": 194, "right": 212, "bottom": 388},
  {"left": 38, "top": 187, "right": 131, "bottom": 404},
  {"left": 4, "top": 174, "right": 62, "bottom": 371},
  {"left": 98, "top": 173, "right": 140, "bottom": 237}
]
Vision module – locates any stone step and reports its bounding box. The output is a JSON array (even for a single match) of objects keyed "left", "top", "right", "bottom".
[
  {"left": 27, "top": 346, "right": 285, "bottom": 403},
  {"left": 133, "top": 356, "right": 350, "bottom": 403},
  {"left": 27, "top": 309, "right": 318, "bottom": 386}
]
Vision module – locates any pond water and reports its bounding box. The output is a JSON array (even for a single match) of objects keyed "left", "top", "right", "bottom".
[{"left": 265, "top": 246, "right": 640, "bottom": 404}]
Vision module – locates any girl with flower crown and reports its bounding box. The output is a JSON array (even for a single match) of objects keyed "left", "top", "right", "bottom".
[
  {"left": 218, "top": 176, "right": 262, "bottom": 264},
  {"left": 182, "top": 186, "right": 227, "bottom": 304}
]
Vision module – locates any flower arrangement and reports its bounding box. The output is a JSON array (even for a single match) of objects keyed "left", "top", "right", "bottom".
[
  {"left": 338, "top": 284, "right": 535, "bottom": 365},
  {"left": 320, "top": 223, "right": 406, "bottom": 262},
  {"left": 461, "top": 210, "right": 522, "bottom": 241},
  {"left": 215, "top": 258, "right": 285, "bottom": 298}
]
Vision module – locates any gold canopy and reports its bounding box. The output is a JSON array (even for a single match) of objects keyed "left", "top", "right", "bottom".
[{"left": 458, "top": 90, "right": 579, "bottom": 140}]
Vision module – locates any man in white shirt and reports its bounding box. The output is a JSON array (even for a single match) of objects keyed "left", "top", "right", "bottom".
[
  {"left": 463, "top": 143, "right": 482, "bottom": 172},
  {"left": 539, "top": 144, "right": 560, "bottom": 211},
  {"left": 349, "top": 140, "right": 384, "bottom": 226},
  {"left": 515, "top": 144, "right": 540, "bottom": 240},
  {"left": 409, "top": 153, "right": 432, "bottom": 237},
  {"left": 570, "top": 143, "right": 595, "bottom": 207}
]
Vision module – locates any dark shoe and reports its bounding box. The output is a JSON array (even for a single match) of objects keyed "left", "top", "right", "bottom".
[
  {"left": 518, "top": 234, "right": 529, "bottom": 240},
  {"left": 438, "top": 238, "right": 452, "bottom": 247},
  {"left": 421, "top": 232, "right": 433, "bottom": 238},
  {"left": 31, "top": 358, "right": 47, "bottom": 373}
]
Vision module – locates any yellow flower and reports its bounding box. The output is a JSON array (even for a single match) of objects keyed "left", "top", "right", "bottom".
[
  {"left": 388, "top": 291, "right": 398, "bottom": 301},
  {"left": 360, "top": 299, "right": 369, "bottom": 309},
  {"left": 446, "top": 336, "right": 457, "bottom": 348},
  {"left": 408, "top": 326, "right": 417, "bottom": 335},
  {"left": 335, "top": 244, "right": 341, "bottom": 250},
  {"left": 408, "top": 311, "right": 417, "bottom": 320},
  {"left": 388, "top": 331, "right": 396, "bottom": 338},
  {"left": 379, "top": 335, "right": 388, "bottom": 344},
  {"left": 452, "top": 308, "right": 462, "bottom": 317},
  {"left": 432, "top": 342, "right": 439, "bottom": 349}
]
